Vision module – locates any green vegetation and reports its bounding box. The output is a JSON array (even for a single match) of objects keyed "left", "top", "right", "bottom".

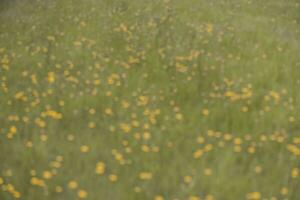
[{"left": 1, "top": 0, "right": 300, "bottom": 199}]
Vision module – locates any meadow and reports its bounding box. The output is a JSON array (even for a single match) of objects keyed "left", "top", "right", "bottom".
[{"left": 0, "top": 0, "right": 300, "bottom": 199}]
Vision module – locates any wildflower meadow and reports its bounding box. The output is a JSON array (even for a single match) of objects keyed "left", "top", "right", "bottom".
[{"left": 0, "top": 0, "right": 300, "bottom": 199}]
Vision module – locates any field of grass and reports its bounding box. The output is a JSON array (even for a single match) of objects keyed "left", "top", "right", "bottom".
[{"left": 1, "top": 0, "right": 300, "bottom": 199}]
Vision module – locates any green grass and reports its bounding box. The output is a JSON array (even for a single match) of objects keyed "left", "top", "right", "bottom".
[{"left": 1, "top": 0, "right": 300, "bottom": 199}]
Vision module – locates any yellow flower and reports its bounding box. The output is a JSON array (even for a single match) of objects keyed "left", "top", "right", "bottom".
[
  {"left": 35, "top": 118, "right": 46, "bottom": 128},
  {"left": 47, "top": 72, "right": 55, "bottom": 83},
  {"left": 74, "top": 41, "right": 82, "bottom": 47},
  {"left": 80, "top": 145, "right": 90, "bottom": 153},
  {"left": 134, "top": 186, "right": 141, "bottom": 193},
  {"left": 206, "top": 23, "right": 213, "bottom": 33},
  {"left": 137, "top": 96, "right": 149, "bottom": 106},
  {"left": 67, "top": 134, "right": 75, "bottom": 141},
  {"left": 77, "top": 189, "right": 88, "bottom": 198},
  {"left": 143, "top": 132, "right": 151, "bottom": 140},
  {"left": 289, "top": 116, "right": 295, "bottom": 122},
  {"left": 197, "top": 136, "right": 205, "bottom": 144},
  {"left": 204, "top": 144, "right": 213, "bottom": 152},
  {"left": 280, "top": 187, "right": 288, "bottom": 195},
  {"left": 246, "top": 192, "right": 261, "bottom": 200},
  {"left": 184, "top": 175, "right": 192, "bottom": 184},
  {"left": 68, "top": 180, "right": 78, "bottom": 189},
  {"left": 120, "top": 123, "right": 131, "bottom": 133},
  {"left": 10, "top": 126, "right": 17, "bottom": 133},
  {"left": 13, "top": 191, "right": 21, "bottom": 198},
  {"left": 154, "top": 195, "right": 164, "bottom": 200},
  {"left": 205, "top": 195, "right": 215, "bottom": 200},
  {"left": 204, "top": 168, "right": 212, "bottom": 176},
  {"left": 202, "top": 109, "right": 210, "bottom": 116},
  {"left": 175, "top": 113, "right": 183, "bottom": 121},
  {"left": 89, "top": 108, "right": 96, "bottom": 114},
  {"left": 224, "top": 134, "right": 232, "bottom": 141},
  {"left": 95, "top": 162, "right": 106, "bottom": 175},
  {"left": 14, "top": 92, "right": 25, "bottom": 100},
  {"left": 47, "top": 36, "right": 55, "bottom": 41},
  {"left": 141, "top": 145, "right": 150, "bottom": 152},
  {"left": 43, "top": 171, "right": 53, "bottom": 179},
  {"left": 139, "top": 172, "right": 152, "bottom": 180},
  {"left": 55, "top": 186, "right": 63, "bottom": 193},
  {"left": 109, "top": 174, "right": 118, "bottom": 182},
  {"left": 40, "top": 134, "right": 48, "bottom": 142},
  {"left": 193, "top": 149, "right": 203, "bottom": 159},
  {"left": 254, "top": 166, "right": 262, "bottom": 174},
  {"left": 59, "top": 100, "right": 65, "bottom": 106},
  {"left": 234, "top": 138, "right": 242, "bottom": 145},
  {"left": 88, "top": 122, "right": 96, "bottom": 129},
  {"left": 30, "top": 177, "right": 45, "bottom": 187},
  {"left": 105, "top": 108, "right": 113, "bottom": 115},
  {"left": 122, "top": 100, "right": 130, "bottom": 108},
  {"left": 291, "top": 168, "right": 299, "bottom": 178},
  {"left": 189, "top": 196, "right": 200, "bottom": 200},
  {"left": 241, "top": 106, "right": 249, "bottom": 112},
  {"left": 248, "top": 146, "right": 256, "bottom": 154},
  {"left": 234, "top": 145, "right": 242, "bottom": 152}
]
